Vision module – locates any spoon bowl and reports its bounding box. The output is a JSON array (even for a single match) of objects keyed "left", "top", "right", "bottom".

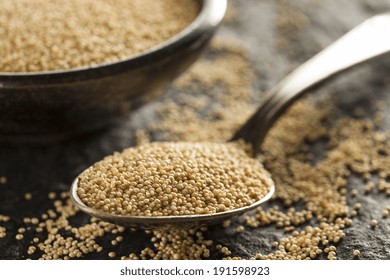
[{"left": 70, "top": 177, "right": 275, "bottom": 229}]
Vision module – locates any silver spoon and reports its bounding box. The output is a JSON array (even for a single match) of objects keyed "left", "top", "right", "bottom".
[{"left": 71, "top": 13, "right": 390, "bottom": 229}]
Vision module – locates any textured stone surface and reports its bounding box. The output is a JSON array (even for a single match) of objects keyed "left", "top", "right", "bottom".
[{"left": 1, "top": 0, "right": 390, "bottom": 259}]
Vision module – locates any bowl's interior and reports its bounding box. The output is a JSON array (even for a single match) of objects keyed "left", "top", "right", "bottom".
[{"left": 0, "top": 0, "right": 227, "bottom": 79}]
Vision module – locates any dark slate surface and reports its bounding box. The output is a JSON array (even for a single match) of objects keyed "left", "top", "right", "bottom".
[{"left": 1, "top": 0, "right": 390, "bottom": 259}]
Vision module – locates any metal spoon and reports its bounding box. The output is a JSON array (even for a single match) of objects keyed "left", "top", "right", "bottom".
[
  {"left": 70, "top": 13, "right": 390, "bottom": 229},
  {"left": 232, "top": 12, "right": 390, "bottom": 154}
]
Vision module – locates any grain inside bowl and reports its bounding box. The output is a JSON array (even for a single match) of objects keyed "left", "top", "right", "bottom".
[{"left": 0, "top": 0, "right": 200, "bottom": 72}]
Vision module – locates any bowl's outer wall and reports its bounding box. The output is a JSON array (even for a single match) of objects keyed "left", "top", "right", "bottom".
[{"left": 0, "top": 39, "right": 209, "bottom": 140}]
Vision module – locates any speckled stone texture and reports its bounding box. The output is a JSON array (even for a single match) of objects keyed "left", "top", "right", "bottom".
[{"left": 1, "top": 0, "right": 390, "bottom": 259}]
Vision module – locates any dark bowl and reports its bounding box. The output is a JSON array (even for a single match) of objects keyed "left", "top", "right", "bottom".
[{"left": 0, "top": 0, "right": 226, "bottom": 143}]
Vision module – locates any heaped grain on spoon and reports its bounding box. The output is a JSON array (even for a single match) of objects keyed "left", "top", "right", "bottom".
[{"left": 77, "top": 142, "right": 273, "bottom": 216}]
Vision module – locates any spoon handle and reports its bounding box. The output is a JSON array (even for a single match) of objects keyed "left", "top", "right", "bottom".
[{"left": 232, "top": 12, "right": 390, "bottom": 154}]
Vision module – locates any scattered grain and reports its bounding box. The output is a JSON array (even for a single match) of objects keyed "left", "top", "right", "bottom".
[
  {"left": 222, "top": 220, "right": 232, "bottom": 228},
  {"left": 235, "top": 225, "right": 245, "bottom": 233},
  {"left": 353, "top": 250, "right": 361, "bottom": 258},
  {"left": 0, "top": 176, "right": 6, "bottom": 184},
  {"left": 0, "top": 226, "right": 6, "bottom": 238},
  {"left": 364, "top": 182, "right": 374, "bottom": 194},
  {"left": 350, "top": 210, "right": 358, "bottom": 217},
  {"left": 0, "top": 215, "right": 10, "bottom": 222},
  {"left": 15, "top": 234, "right": 24, "bottom": 240},
  {"left": 27, "top": 246, "right": 36, "bottom": 255},
  {"left": 353, "top": 203, "right": 362, "bottom": 211},
  {"left": 48, "top": 192, "right": 56, "bottom": 200},
  {"left": 220, "top": 246, "right": 232, "bottom": 256}
]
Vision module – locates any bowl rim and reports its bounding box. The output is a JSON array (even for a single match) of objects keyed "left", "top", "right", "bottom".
[{"left": 0, "top": 0, "right": 227, "bottom": 82}]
